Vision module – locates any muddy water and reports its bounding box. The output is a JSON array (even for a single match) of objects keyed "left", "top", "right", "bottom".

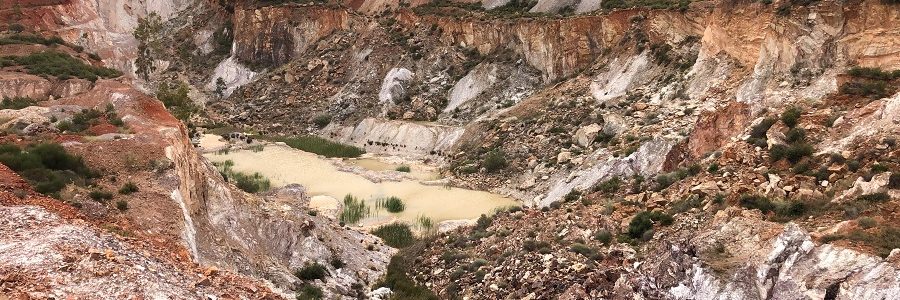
[
  {"left": 346, "top": 158, "right": 441, "bottom": 181},
  {"left": 204, "top": 144, "right": 517, "bottom": 225}
]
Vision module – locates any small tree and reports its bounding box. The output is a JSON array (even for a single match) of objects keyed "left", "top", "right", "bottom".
[{"left": 215, "top": 77, "right": 226, "bottom": 98}]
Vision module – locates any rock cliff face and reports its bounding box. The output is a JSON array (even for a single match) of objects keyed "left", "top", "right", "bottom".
[
  {"left": 232, "top": 6, "right": 351, "bottom": 68},
  {"left": 11, "top": 0, "right": 197, "bottom": 74}
]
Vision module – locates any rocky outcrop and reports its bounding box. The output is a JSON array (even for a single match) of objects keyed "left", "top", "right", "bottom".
[
  {"left": 0, "top": 71, "right": 51, "bottom": 100},
  {"left": 232, "top": 6, "right": 351, "bottom": 68},
  {"left": 207, "top": 56, "right": 258, "bottom": 97},
  {"left": 445, "top": 63, "right": 498, "bottom": 112},
  {"left": 631, "top": 209, "right": 900, "bottom": 299},
  {"left": 0, "top": 205, "right": 279, "bottom": 299},
  {"left": 328, "top": 118, "right": 465, "bottom": 159},
  {"left": 540, "top": 137, "right": 676, "bottom": 206},
  {"left": 14, "top": 0, "right": 197, "bottom": 74},
  {"left": 686, "top": 101, "right": 751, "bottom": 160}
]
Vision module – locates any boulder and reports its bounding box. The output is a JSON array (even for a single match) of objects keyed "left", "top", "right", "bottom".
[{"left": 574, "top": 123, "right": 602, "bottom": 147}]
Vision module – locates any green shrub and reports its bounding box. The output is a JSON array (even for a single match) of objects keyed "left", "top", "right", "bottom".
[
  {"left": 482, "top": 150, "right": 508, "bottom": 172},
  {"left": 89, "top": 190, "right": 113, "bottom": 202},
  {"left": 824, "top": 227, "right": 900, "bottom": 258},
  {"left": 372, "top": 223, "right": 416, "bottom": 248},
  {"left": 231, "top": 171, "right": 271, "bottom": 193},
  {"left": 0, "top": 143, "right": 95, "bottom": 196},
  {"left": 339, "top": 194, "right": 370, "bottom": 224},
  {"left": 115, "top": 200, "right": 129, "bottom": 211},
  {"left": 785, "top": 127, "right": 806, "bottom": 143},
  {"left": 1, "top": 97, "right": 37, "bottom": 109},
  {"left": 847, "top": 67, "right": 900, "bottom": 81},
  {"left": 3, "top": 51, "right": 120, "bottom": 81},
  {"left": 295, "top": 263, "right": 328, "bottom": 280},
  {"left": 0, "top": 34, "right": 66, "bottom": 46},
  {"left": 329, "top": 257, "right": 344, "bottom": 269},
  {"left": 739, "top": 194, "right": 807, "bottom": 220},
  {"left": 475, "top": 214, "right": 492, "bottom": 231},
  {"left": 627, "top": 211, "right": 673, "bottom": 239},
  {"left": 840, "top": 81, "right": 892, "bottom": 99},
  {"left": 213, "top": 160, "right": 271, "bottom": 193},
  {"left": 564, "top": 189, "right": 582, "bottom": 202},
  {"left": 858, "top": 217, "right": 877, "bottom": 229},
  {"left": 312, "top": 114, "right": 331, "bottom": 128},
  {"left": 594, "top": 229, "right": 612, "bottom": 245},
  {"left": 377, "top": 196, "right": 406, "bottom": 213},
  {"left": 781, "top": 106, "right": 802, "bottom": 128},
  {"left": 118, "top": 182, "right": 138, "bottom": 194},
  {"left": 569, "top": 243, "right": 597, "bottom": 258},
  {"left": 270, "top": 135, "right": 365, "bottom": 158},
  {"left": 395, "top": 165, "right": 411, "bottom": 172},
  {"left": 378, "top": 249, "right": 439, "bottom": 300},
  {"left": 295, "top": 284, "right": 323, "bottom": 300},
  {"left": 523, "top": 239, "right": 551, "bottom": 252},
  {"left": 858, "top": 192, "right": 890, "bottom": 203},
  {"left": 156, "top": 82, "right": 198, "bottom": 122},
  {"left": 593, "top": 176, "right": 621, "bottom": 194}
]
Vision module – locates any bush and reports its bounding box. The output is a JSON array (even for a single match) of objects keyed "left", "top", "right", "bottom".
[
  {"left": 89, "top": 190, "right": 113, "bottom": 202},
  {"left": 564, "top": 189, "right": 581, "bottom": 202},
  {"left": 840, "top": 81, "right": 892, "bottom": 99},
  {"left": 156, "top": 82, "right": 198, "bottom": 122},
  {"left": 377, "top": 244, "right": 439, "bottom": 300},
  {"left": 3, "top": 51, "right": 120, "bottom": 81},
  {"left": 1, "top": 97, "right": 37, "bottom": 109},
  {"left": 0, "top": 34, "right": 66, "bottom": 46},
  {"left": 523, "top": 239, "right": 551, "bottom": 252},
  {"left": 118, "top": 182, "right": 138, "bottom": 194},
  {"left": 594, "top": 229, "right": 612, "bottom": 245},
  {"left": 311, "top": 114, "right": 331, "bottom": 128},
  {"left": 377, "top": 196, "right": 405, "bottom": 213},
  {"left": 858, "top": 217, "right": 877, "bottom": 229},
  {"left": 847, "top": 67, "right": 900, "bottom": 81},
  {"left": 858, "top": 192, "right": 890, "bottom": 203},
  {"left": 627, "top": 211, "right": 673, "bottom": 239},
  {"left": 781, "top": 106, "right": 802, "bottom": 128},
  {"left": 231, "top": 171, "right": 271, "bottom": 193},
  {"left": 213, "top": 160, "right": 271, "bottom": 193},
  {"left": 0, "top": 143, "right": 95, "bottom": 196},
  {"left": 115, "top": 200, "right": 129, "bottom": 211},
  {"left": 475, "top": 214, "right": 492, "bottom": 231},
  {"left": 593, "top": 176, "right": 621, "bottom": 194},
  {"left": 295, "top": 284, "right": 323, "bottom": 300},
  {"left": 785, "top": 127, "right": 806, "bottom": 144},
  {"left": 372, "top": 223, "right": 416, "bottom": 248},
  {"left": 339, "top": 194, "right": 370, "bottom": 224},
  {"left": 395, "top": 165, "right": 411, "bottom": 172},
  {"left": 569, "top": 243, "right": 597, "bottom": 258},
  {"left": 739, "top": 194, "right": 807, "bottom": 220},
  {"left": 295, "top": 263, "right": 328, "bottom": 280},
  {"left": 270, "top": 135, "right": 365, "bottom": 158},
  {"left": 482, "top": 150, "right": 508, "bottom": 172},
  {"left": 329, "top": 257, "right": 345, "bottom": 269}
]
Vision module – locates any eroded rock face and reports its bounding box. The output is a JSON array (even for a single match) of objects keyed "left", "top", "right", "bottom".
[
  {"left": 687, "top": 101, "right": 751, "bottom": 160},
  {"left": 0, "top": 174, "right": 279, "bottom": 299},
  {"left": 630, "top": 209, "right": 900, "bottom": 300},
  {"left": 328, "top": 118, "right": 465, "bottom": 159},
  {"left": 232, "top": 6, "right": 351, "bottom": 68},
  {"left": 0, "top": 71, "right": 51, "bottom": 100}
]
